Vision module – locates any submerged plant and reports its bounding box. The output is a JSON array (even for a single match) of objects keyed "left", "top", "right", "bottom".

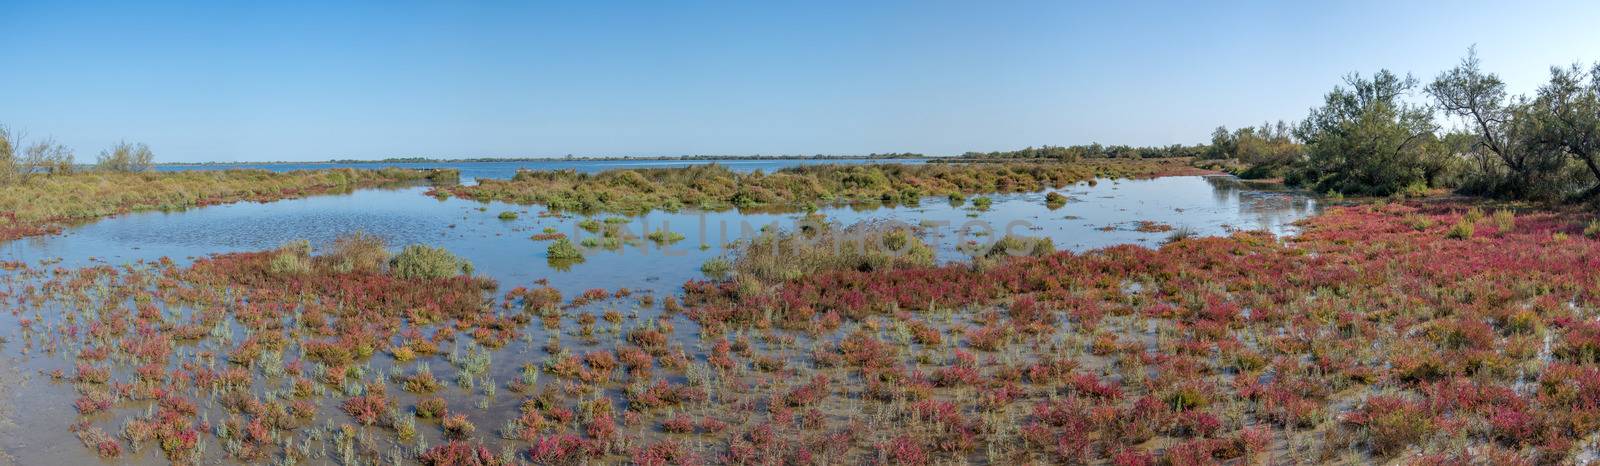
[
  {"left": 971, "top": 196, "right": 993, "bottom": 211},
  {"left": 1045, "top": 191, "right": 1068, "bottom": 209},
  {"left": 646, "top": 228, "right": 685, "bottom": 244}
]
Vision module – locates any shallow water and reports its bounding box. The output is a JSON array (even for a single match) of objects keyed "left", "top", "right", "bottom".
[
  {"left": 1, "top": 175, "right": 1316, "bottom": 300},
  {"left": 0, "top": 173, "right": 1317, "bottom": 465}
]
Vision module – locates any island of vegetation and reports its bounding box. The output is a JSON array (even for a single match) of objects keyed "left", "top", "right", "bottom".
[{"left": 433, "top": 157, "right": 1213, "bottom": 214}]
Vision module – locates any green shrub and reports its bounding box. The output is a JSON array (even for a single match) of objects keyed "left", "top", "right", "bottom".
[
  {"left": 391, "top": 245, "right": 473, "bottom": 279},
  {"left": 1400, "top": 180, "right": 1431, "bottom": 198},
  {"left": 497, "top": 211, "right": 518, "bottom": 220},
  {"left": 546, "top": 238, "right": 584, "bottom": 260}
]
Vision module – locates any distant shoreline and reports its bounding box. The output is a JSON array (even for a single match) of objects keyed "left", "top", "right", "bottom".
[{"left": 154, "top": 154, "right": 931, "bottom": 167}]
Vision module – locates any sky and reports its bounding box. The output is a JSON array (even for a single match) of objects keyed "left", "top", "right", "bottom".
[{"left": 2, "top": 1, "right": 1598, "bottom": 163}]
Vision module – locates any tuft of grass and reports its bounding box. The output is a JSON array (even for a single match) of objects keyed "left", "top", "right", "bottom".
[
  {"left": 970, "top": 234, "right": 1055, "bottom": 260},
  {"left": 268, "top": 239, "right": 313, "bottom": 276},
  {"left": 325, "top": 231, "right": 388, "bottom": 274},
  {"left": 700, "top": 257, "right": 732, "bottom": 279},
  {"left": 268, "top": 251, "right": 311, "bottom": 276},
  {"left": 1585, "top": 219, "right": 1600, "bottom": 239},
  {"left": 1446, "top": 218, "right": 1475, "bottom": 240},
  {"left": 1403, "top": 214, "right": 1433, "bottom": 231},
  {"left": 971, "top": 196, "right": 993, "bottom": 211},
  {"left": 390, "top": 244, "right": 473, "bottom": 279},
  {"left": 1491, "top": 209, "right": 1515, "bottom": 234},
  {"left": 497, "top": 211, "right": 518, "bottom": 220},
  {"left": 1163, "top": 226, "right": 1197, "bottom": 244}
]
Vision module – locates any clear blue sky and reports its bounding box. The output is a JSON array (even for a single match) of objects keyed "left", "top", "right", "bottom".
[{"left": 2, "top": 1, "right": 1598, "bottom": 163}]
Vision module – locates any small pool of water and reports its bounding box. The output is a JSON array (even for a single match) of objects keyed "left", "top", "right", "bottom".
[{"left": 1, "top": 175, "right": 1317, "bottom": 299}]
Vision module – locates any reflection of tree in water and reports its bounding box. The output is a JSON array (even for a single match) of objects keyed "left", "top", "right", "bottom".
[
  {"left": 1204, "top": 175, "right": 1241, "bottom": 204},
  {"left": 1204, "top": 175, "right": 1320, "bottom": 235}
]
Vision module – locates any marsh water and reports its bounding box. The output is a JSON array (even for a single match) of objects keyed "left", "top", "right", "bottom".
[
  {"left": 0, "top": 163, "right": 1318, "bottom": 465},
  {"left": 1, "top": 174, "right": 1315, "bottom": 300}
]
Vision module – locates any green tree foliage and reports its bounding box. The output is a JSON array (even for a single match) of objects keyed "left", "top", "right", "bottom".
[
  {"left": 1428, "top": 49, "right": 1565, "bottom": 199},
  {"left": 1206, "top": 122, "right": 1302, "bottom": 178},
  {"left": 1292, "top": 70, "right": 1441, "bottom": 196},
  {"left": 96, "top": 141, "right": 154, "bottom": 173},
  {"left": 959, "top": 143, "right": 1206, "bottom": 161},
  {"left": 1527, "top": 62, "right": 1600, "bottom": 201},
  {"left": 0, "top": 126, "right": 14, "bottom": 184}
]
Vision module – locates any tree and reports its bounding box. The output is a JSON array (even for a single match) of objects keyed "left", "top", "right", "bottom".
[
  {"left": 1427, "top": 48, "right": 1564, "bottom": 199},
  {"left": 1233, "top": 121, "right": 1301, "bottom": 178},
  {"left": 0, "top": 125, "right": 14, "bottom": 184},
  {"left": 97, "top": 141, "right": 154, "bottom": 172},
  {"left": 0, "top": 125, "right": 75, "bottom": 183},
  {"left": 1293, "top": 70, "right": 1439, "bottom": 196},
  {"left": 1524, "top": 62, "right": 1600, "bottom": 201},
  {"left": 1205, "top": 126, "right": 1234, "bottom": 159},
  {"left": 24, "top": 138, "right": 75, "bottom": 177}
]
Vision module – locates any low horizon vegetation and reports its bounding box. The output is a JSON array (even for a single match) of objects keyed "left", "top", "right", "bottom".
[{"left": 0, "top": 159, "right": 459, "bottom": 244}]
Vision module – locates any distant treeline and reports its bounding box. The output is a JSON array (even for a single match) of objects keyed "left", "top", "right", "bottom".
[
  {"left": 956, "top": 143, "right": 1207, "bottom": 161},
  {"left": 1206, "top": 48, "right": 1600, "bottom": 202},
  {"left": 320, "top": 153, "right": 929, "bottom": 164}
]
